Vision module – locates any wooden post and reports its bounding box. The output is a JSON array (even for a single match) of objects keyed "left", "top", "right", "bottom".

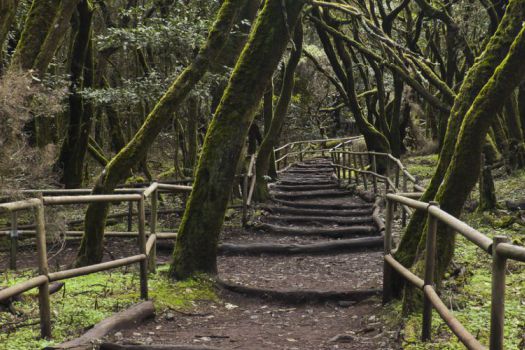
[
  {"left": 353, "top": 154, "right": 359, "bottom": 185},
  {"left": 299, "top": 143, "right": 303, "bottom": 162},
  {"left": 382, "top": 195, "right": 394, "bottom": 304},
  {"left": 341, "top": 142, "right": 346, "bottom": 179},
  {"left": 274, "top": 149, "right": 279, "bottom": 171},
  {"left": 34, "top": 200, "right": 52, "bottom": 338},
  {"left": 337, "top": 152, "right": 341, "bottom": 179},
  {"left": 9, "top": 212, "right": 18, "bottom": 270},
  {"left": 372, "top": 155, "right": 378, "bottom": 194},
  {"left": 138, "top": 198, "right": 148, "bottom": 300},
  {"left": 242, "top": 169, "right": 248, "bottom": 227},
  {"left": 490, "top": 236, "right": 509, "bottom": 350},
  {"left": 148, "top": 188, "right": 158, "bottom": 273},
  {"left": 127, "top": 201, "right": 133, "bottom": 232},
  {"left": 359, "top": 155, "right": 368, "bottom": 190},
  {"left": 402, "top": 172, "right": 408, "bottom": 227},
  {"left": 422, "top": 202, "right": 439, "bottom": 341}
]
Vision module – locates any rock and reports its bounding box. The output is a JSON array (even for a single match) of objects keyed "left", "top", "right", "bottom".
[
  {"left": 337, "top": 300, "right": 356, "bottom": 307},
  {"left": 329, "top": 334, "right": 355, "bottom": 343},
  {"left": 165, "top": 312, "right": 175, "bottom": 320},
  {"left": 114, "top": 332, "right": 123, "bottom": 341}
]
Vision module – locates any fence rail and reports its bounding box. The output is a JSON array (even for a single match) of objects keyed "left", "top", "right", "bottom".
[
  {"left": 0, "top": 181, "right": 186, "bottom": 338},
  {"left": 276, "top": 138, "right": 525, "bottom": 350}
]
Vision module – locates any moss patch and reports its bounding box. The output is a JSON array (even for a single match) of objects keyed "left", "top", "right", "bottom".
[{"left": 0, "top": 265, "right": 216, "bottom": 349}]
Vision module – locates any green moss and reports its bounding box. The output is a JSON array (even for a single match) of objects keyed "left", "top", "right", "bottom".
[{"left": 0, "top": 265, "right": 216, "bottom": 350}]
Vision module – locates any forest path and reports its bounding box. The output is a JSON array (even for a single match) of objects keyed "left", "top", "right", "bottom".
[{"left": 109, "top": 158, "right": 398, "bottom": 349}]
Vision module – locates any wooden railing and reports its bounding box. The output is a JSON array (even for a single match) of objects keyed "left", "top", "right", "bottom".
[
  {"left": 273, "top": 136, "right": 363, "bottom": 172},
  {"left": 323, "top": 147, "right": 524, "bottom": 350},
  {"left": 242, "top": 153, "right": 257, "bottom": 226},
  {"left": 0, "top": 182, "right": 191, "bottom": 338}
]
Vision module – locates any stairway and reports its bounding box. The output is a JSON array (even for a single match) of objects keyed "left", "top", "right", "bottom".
[{"left": 218, "top": 157, "right": 384, "bottom": 302}]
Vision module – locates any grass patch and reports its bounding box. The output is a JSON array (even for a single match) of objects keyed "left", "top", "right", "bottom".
[{"left": 0, "top": 265, "right": 216, "bottom": 350}]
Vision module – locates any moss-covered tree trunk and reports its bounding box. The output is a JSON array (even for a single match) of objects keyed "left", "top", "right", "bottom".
[
  {"left": 57, "top": 0, "right": 94, "bottom": 188},
  {"left": 10, "top": 0, "right": 62, "bottom": 71},
  {"left": 75, "top": 0, "right": 247, "bottom": 266},
  {"left": 393, "top": 0, "right": 525, "bottom": 291},
  {"left": 254, "top": 22, "right": 303, "bottom": 202},
  {"left": 171, "top": 0, "right": 306, "bottom": 279},
  {"left": 403, "top": 22, "right": 525, "bottom": 313},
  {"left": 33, "top": 0, "right": 81, "bottom": 74},
  {"left": 503, "top": 93, "right": 525, "bottom": 168},
  {"left": 0, "top": 0, "right": 18, "bottom": 71}
]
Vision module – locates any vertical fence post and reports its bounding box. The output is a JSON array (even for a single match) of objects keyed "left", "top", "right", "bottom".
[
  {"left": 9, "top": 212, "right": 18, "bottom": 270},
  {"left": 342, "top": 144, "right": 346, "bottom": 179},
  {"left": 34, "top": 200, "right": 51, "bottom": 338},
  {"left": 490, "top": 236, "right": 509, "bottom": 350},
  {"left": 138, "top": 198, "right": 148, "bottom": 300},
  {"left": 242, "top": 168, "right": 249, "bottom": 227},
  {"left": 299, "top": 143, "right": 303, "bottom": 162},
  {"left": 148, "top": 187, "right": 158, "bottom": 273},
  {"left": 422, "top": 202, "right": 439, "bottom": 341},
  {"left": 353, "top": 154, "right": 359, "bottom": 185},
  {"left": 383, "top": 194, "right": 394, "bottom": 304},
  {"left": 372, "top": 154, "right": 378, "bottom": 194},
  {"left": 127, "top": 201, "right": 133, "bottom": 232},
  {"left": 274, "top": 149, "right": 279, "bottom": 171},
  {"left": 402, "top": 172, "right": 408, "bottom": 227},
  {"left": 337, "top": 152, "right": 341, "bottom": 179}
]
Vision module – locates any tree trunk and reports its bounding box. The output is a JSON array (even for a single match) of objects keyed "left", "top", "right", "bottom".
[
  {"left": 10, "top": 0, "right": 62, "bottom": 71},
  {"left": 0, "top": 0, "right": 17, "bottom": 72},
  {"left": 404, "top": 22, "right": 525, "bottom": 312},
  {"left": 393, "top": 0, "right": 525, "bottom": 288},
  {"left": 33, "top": 0, "right": 81, "bottom": 75},
  {"left": 263, "top": 82, "right": 278, "bottom": 179},
  {"left": 75, "top": 0, "right": 247, "bottom": 266},
  {"left": 170, "top": 0, "right": 306, "bottom": 279},
  {"left": 57, "top": 0, "right": 94, "bottom": 188},
  {"left": 254, "top": 22, "right": 303, "bottom": 202},
  {"left": 479, "top": 154, "right": 497, "bottom": 211}
]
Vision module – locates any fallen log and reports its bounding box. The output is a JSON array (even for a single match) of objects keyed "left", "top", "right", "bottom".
[
  {"left": 47, "top": 301, "right": 155, "bottom": 350},
  {"left": 217, "top": 280, "right": 381, "bottom": 303},
  {"left": 100, "top": 344, "right": 223, "bottom": 350},
  {"left": 259, "top": 222, "right": 378, "bottom": 237},
  {"left": 218, "top": 236, "right": 383, "bottom": 255}
]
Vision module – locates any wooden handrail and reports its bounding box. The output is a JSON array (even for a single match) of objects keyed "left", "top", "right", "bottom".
[{"left": 0, "top": 181, "right": 195, "bottom": 339}]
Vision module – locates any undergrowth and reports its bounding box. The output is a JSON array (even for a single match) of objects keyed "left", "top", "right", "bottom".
[{"left": 0, "top": 265, "right": 216, "bottom": 350}]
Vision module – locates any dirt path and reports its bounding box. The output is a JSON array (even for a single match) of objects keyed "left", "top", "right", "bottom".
[{"left": 102, "top": 158, "right": 399, "bottom": 349}]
